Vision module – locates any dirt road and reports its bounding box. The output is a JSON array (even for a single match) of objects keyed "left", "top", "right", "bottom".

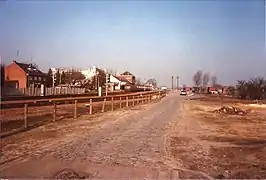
[{"left": 1, "top": 92, "right": 190, "bottom": 179}]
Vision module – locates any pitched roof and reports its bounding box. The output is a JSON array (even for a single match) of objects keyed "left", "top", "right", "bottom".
[
  {"left": 121, "top": 71, "right": 133, "bottom": 76},
  {"left": 113, "top": 75, "right": 132, "bottom": 84},
  {"left": 14, "top": 61, "right": 46, "bottom": 77}
]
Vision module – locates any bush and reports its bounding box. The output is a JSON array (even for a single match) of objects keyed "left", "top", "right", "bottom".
[{"left": 236, "top": 77, "right": 266, "bottom": 100}]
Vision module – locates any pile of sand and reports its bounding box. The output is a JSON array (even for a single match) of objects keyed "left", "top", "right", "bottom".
[
  {"left": 53, "top": 169, "right": 87, "bottom": 179},
  {"left": 214, "top": 106, "right": 248, "bottom": 115}
]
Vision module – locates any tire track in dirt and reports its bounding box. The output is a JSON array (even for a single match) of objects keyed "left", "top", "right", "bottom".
[
  {"left": 1, "top": 93, "right": 189, "bottom": 179},
  {"left": 162, "top": 100, "right": 214, "bottom": 179}
]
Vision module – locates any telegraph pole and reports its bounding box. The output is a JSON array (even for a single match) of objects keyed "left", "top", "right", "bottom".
[
  {"left": 105, "top": 74, "right": 109, "bottom": 96},
  {"left": 172, "top": 76, "right": 174, "bottom": 90},
  {"left": 176, "top": 76, "right": 179, "bottom": 90},
  {"left": 52, "top": 71, "right": 55, "bottom": 88},
  {"left": 59, "top": 70, "right": 62, "bottom": 85}
]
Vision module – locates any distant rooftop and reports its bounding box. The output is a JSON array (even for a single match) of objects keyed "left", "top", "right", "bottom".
[{"left": 13, "top": 60, "right": 46, "bottom": 77}]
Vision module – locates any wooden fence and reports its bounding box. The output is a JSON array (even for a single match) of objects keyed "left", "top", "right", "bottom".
[
  {"left": 0, "top": 91, "right": 166, "bottom": 137},
  {"left": 2, "top": 87, "right": 86, "bottom": 97}
]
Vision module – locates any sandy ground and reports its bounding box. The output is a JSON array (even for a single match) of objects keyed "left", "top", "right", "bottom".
[
  {"left": 1, "top": 92, "right": 182, "bottom": 179},
  {"left": 1, "top": 93, "right": 265, "bottom": 179},
  {"left": 166, "top": 97, "right": 266, "bottom": 179}
]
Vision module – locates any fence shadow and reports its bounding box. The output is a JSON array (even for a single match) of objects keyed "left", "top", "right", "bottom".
[{"left": 1, "top": 92, "right": 163, "bottom": 138}]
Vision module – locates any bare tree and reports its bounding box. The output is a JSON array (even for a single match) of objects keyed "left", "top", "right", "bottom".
[
  {"left": 31, "top": 63, "right": 39, "bottom": 69},
  {"left": 146, "top": 78, "right": 157, "bottom": 87},
  {"left": 193, "top": 70, "right": 203, "bottom": 87},
  {"left": 202, "top": 73, "right": 210, "bottom": 87},
  {"left": 136, "top": 78, "right": 141, "bottom": 85},
  {"left": 236, "top": 77, "right": 265, "bottom": 100},
  {"left": 106, "top": 69, "right": 116, "bottom": 75},
  {"left": 211, "top": 75, "right": 217, "bottom": 86}
]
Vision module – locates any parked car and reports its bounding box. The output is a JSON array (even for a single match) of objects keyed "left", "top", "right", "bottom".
[{"left": 180, "top": 90, "right": 187, "bottom": 96}]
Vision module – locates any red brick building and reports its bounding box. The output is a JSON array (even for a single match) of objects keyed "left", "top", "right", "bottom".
[
  {"left": 5, "top": 61, "right": 47, "bottom": 88},
  {"left": 120, "top": 71, "right": 136, "bottom": 85}
]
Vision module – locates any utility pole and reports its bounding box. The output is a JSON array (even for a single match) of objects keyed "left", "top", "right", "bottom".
[
  {"left": 59, "top": 70, "right": 62, "bottom": 85},
  {"left": 95, "top": 75, "right": 97, "bottom": 90},
  {"left": 105, "top": 74, "right": 109, "bottom": 96},
  {"left": 52, "top": 71, "right": 55, "bottom": 88},
  {"left": 176, "top": 76, "right": 179, "bottom": 90},
  {"left": 171, "top": 76, "right": 174, "bottom": 90},
  {"left": 97, "top": 75, "right": 100, "bottom": 90}
]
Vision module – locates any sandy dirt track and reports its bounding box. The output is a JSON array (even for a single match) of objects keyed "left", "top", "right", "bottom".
[
  {"left": 2, "top": 93, "right": 265, "bottom": 179},
  {"left": 1, "top": 92, "right": 187, "bottom": 179}
]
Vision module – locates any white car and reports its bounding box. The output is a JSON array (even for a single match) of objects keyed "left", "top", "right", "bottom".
[{"left": 180, "top": 91, "right": 187, "bottom": 96}]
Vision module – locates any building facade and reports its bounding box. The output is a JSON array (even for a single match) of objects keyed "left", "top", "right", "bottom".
[
  {"left": 5, "top": 61, "right": 47, "bottom": 88},
  {"left": 120, "top": 71, "right": 136, "bottom": 85}
]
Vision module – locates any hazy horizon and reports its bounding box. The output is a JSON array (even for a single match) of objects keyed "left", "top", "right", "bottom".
[{"left": 1, "top": 1, "right": 265, "bottom": 87}]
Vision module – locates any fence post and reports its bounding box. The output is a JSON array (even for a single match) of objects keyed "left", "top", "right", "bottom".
[
  {"left": 53, "top": 103, "right": 57, "bottom": 122},
  {"left": 146, "top": 95, "right": 148, "bottom": 103},
  {"left": 111, "top": 97, "right": 114, "bottom": 111},
  {"left": 89, "top": 99, "right": 93, "bottom": 115},
  {"left": 120, "top": 96, "right": 122, "bottom": 108},
  {"left": 138, "top": 95, "right": 140, "bottom": 104},
  {"left": 145, "top": 95, "right": 147, "bottom": 103},
  {"left": 132, "top": 96, "right": 135, "bottom": 106},
  {"left": 74, "top": 100, "right": 77, "bottom": 118},
  {"left": 102, "top": 98, "right": 106, "bottom": 112},
  {"left": 126, "top": 96, "right": 129, "bottom": 107},
  {"left": 24, "top": 104, "right": 28, "bottom": 128}
]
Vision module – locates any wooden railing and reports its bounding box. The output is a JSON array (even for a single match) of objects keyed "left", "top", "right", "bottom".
[{"left": 0, "top": 91, "right": 166, "bottom": 137}]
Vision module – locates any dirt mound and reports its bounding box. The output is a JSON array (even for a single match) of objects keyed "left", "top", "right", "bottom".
[
  {"left": 214, "top": 106, "right": 248, "bottom": 115},
  {"left": 53, "top": 169, "right": 87, "bottom": 179}
]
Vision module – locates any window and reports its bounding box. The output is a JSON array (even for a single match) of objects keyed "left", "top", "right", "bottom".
[
  {"left": 34, "top": 76, "right": 37, "bottom": 81},
  {"left": 38, "top": 77, "right": 42, "bottom": 81},
  {"left": 29, "top": 76, "right": 33, "bottom": 80},
  {"left": 43, "top": 78, "right": 46, "bottom": 82}
]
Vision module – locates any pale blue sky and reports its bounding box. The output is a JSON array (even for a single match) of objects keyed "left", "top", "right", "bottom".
[{"left": 0, "top": 0, "right": 265, "bottom": 86}]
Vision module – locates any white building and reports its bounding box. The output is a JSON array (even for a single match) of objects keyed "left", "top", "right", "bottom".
[
  {"left": 81, "top": 66, "right": 98, "bottom": 80},
  {"left": 109, "top": 74, "right": 132, "bottom": 90},
  {"left": 50, "top": 67, "right": 82, "bottom": 74}
]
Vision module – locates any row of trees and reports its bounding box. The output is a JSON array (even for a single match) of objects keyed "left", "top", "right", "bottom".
[
  {"left": 84, "top": 68, "right": 106, "bottom": 90},
  {"left": 192, "top": 70, "right": 266, "bottom": 100},
  {"left": 46, "top": 69, "right": 86, "bottom": 87},
  {"left": 46, "top": 68, "right": 109, "bottom": 90},
  {"left": 236, "top": 77, "right": 266, "bottom": 100},
  {"left": 193, "top": 70, "right": 218, "bottom": 89}
]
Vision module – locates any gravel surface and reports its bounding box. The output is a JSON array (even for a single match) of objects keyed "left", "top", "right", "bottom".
[{"left": 1, "top": 92, "right": 186, "bottom": 179}]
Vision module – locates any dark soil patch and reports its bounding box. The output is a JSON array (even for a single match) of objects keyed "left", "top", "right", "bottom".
[{"left": 53, "top": 168, "right": 89, "bottom": 179}]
